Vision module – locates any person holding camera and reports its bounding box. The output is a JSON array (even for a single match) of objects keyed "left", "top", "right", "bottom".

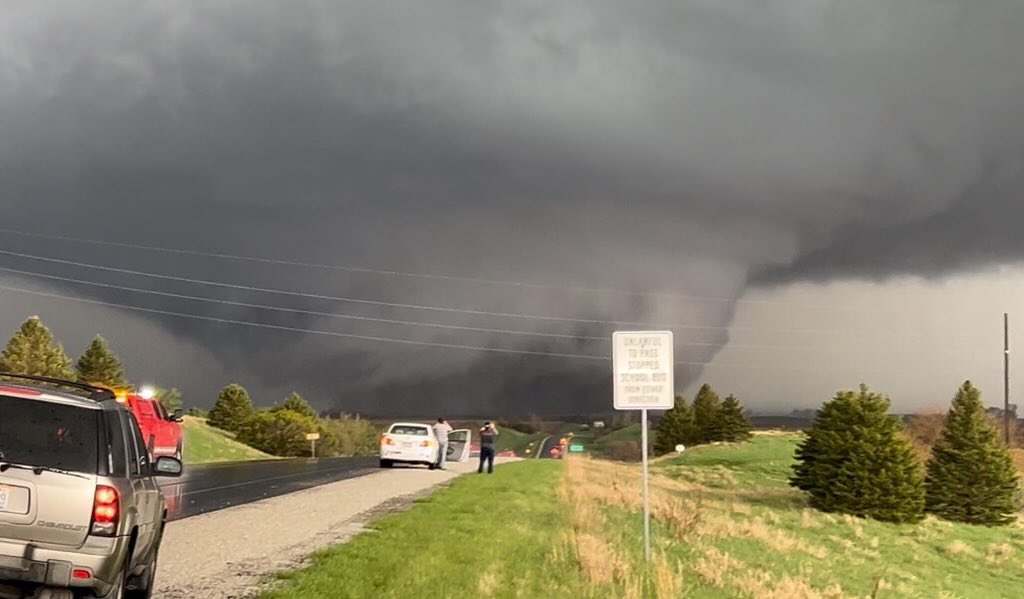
[{"left": 478, "top": 421, "right": 499, "bottom": 474}]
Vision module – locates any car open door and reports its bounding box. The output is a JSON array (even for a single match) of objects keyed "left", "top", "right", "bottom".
[{"left": 446, "top": 429, "right": 471, "bottom": 462}]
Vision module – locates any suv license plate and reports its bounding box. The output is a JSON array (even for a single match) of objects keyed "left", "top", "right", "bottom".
[{"left": 0, "top": 486, "right": 9, "bottom": 512}]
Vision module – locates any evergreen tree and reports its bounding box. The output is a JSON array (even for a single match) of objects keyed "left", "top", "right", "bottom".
[
  {"left": 272, "top": 392, "right": 319, "bottom": 420},
  {"left": 0, "top": 316, "right": 74, "bottom": 380},
  {"left": 654, "top": 395, "right": 698, "bottom": 455},
  {"left": 237, "top": 409, "right": 330, "bottom": 457},
  {"left": 925, "top": 381, "right": 1020, "bottom": 525},
  {"left": 75, "top": 335, "right": 128, "bottom": 388},
  {"left": 692, "top": 383, "right": 722, "bottom": 443},
  {"left": 715, "top": 394, "right": 752, "bottom": 442},
  {"left": 790, "top": 384, "right": 925, "bottom": 523},
  {"left": 207, "top": 384, "right": 256, "bottom": 433}
]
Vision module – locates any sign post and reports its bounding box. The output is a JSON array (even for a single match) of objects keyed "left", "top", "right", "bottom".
[
  {"left": 612, "top": 330, "right": 674, "bottom": 562},
  {"left": 306, "top": 432, "right": 321, "bottom": 458}
]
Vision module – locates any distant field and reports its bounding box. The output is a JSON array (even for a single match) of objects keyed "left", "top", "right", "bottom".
[
  {"left": 182, "top": 416, "right": 273, "bottom": 464},
  {"left": 265, "top": 432, "right": 1024, "bottom": 598}
]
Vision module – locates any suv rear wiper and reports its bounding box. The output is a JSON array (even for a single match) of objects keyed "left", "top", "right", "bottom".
[{"left": 0, "top": 461, "right": 89, "bottom": 480}]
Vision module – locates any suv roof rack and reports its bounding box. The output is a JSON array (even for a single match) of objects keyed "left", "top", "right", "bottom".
[{"left": 0, "top": 373, "right": 116, "bottom": 401}]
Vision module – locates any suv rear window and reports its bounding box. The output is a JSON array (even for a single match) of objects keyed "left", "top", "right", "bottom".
[
  {"left": 389, "top": 425, "right": 429, "bottom": 436},
  {"left": 0, "top": 395, "right": 100, "bottom": 473}
]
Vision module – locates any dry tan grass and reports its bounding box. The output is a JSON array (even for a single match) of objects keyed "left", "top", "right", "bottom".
[
  {"left": 986, "top": 542, "right": 1014, "bottom": 564},
  {"left": 697, "top": 514, "right": 829, "bottom": 559},
  {"left": 652, "top": 555, "right": 683, "bottom": 599},
  {"left": 576, "top": 532, "right": 631, "bottom": 585},
  {"left": 945, "top": 540, "right": 971, "bottom": 556},
  {"left": 695, "top": 546, "right": 739, "bottom": 587},
  {"left": 475, "top": 565, "right": 501, "bottom": 596},
  {"left": 800, "top": 509, "right": 821, "bottom": 529}
]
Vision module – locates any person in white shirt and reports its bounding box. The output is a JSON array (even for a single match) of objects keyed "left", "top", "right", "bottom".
[{"left": 433, "top": 417, "right": 453, "bottom": 470}]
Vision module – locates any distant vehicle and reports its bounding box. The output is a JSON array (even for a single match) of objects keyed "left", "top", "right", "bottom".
[
  {"left": 379, "top": 423, "right": 471, "bottom": 469},
  {"left": 0, "top": 373, "right": 183, "bottom": 599},
  {"left": 115, "top": 388, "right": 184, "bottom": 462}
]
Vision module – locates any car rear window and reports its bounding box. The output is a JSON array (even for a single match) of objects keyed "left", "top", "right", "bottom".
[
  {"left": 0, "top": 395, "right": 100, "bottom": 473},
  {"left": 389, "top": 425, "right": 429, "bottom": 436}
]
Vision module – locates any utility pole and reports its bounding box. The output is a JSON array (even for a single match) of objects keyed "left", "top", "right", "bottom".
[{"left": 1005, "top": 313, "right": 1011, "bottom": 446}]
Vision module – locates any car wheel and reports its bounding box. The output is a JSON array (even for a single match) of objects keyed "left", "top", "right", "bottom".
[
  {"left": 427, "top": 462, "right": 437, "bottom": 470},
  {"left": 126, "top": 530, "right": 161, "bottom": 599},
  {"left": 379, "top": 460, "right": 393, "bottom": 468}
]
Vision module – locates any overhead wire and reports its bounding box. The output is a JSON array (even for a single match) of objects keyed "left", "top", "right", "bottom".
[
  {"left": 0, "top": 248, "right": 894, "bottom": 335},
  {"left": 0, "top": 265, "right": 852, "bottom": 351},
  {"left": 0, "top": 226, "right": 876, "bottom": 312},
  {"left": 0, "top": 283, "right": 977, "bottom": 375}
]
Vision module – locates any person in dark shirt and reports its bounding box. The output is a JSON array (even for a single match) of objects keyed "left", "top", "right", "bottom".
[{"left": 478, "top": 421, "right": 498, "bottom": 474}]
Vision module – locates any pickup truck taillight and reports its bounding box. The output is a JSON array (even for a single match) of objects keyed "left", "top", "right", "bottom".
[{"left": 90, "top": 485, "right": 120, "bottom": 536}]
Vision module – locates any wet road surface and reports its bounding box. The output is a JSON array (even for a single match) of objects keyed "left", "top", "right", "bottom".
[{"left": 161, "top": 456, "right": 378, "bottom": 521}]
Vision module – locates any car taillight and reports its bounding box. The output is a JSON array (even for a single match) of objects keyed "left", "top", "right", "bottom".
[
  {"left": 91, "top": 485, "right": 119, "bottom": 536},
  {"left": 381, "top": 435, "right": 394, "bottom": 445},
  {"left": 420, "top": 440, "right": 433, "bottom": 447}
]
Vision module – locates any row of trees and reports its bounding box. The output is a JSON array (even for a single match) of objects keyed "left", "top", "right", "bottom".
[
  {"left": 791, "top": 381, "right": 1019, "bottom": 526},
  {"left": 654, "top": 384, "right": 752, "bottom": 455},
  {"left": 0, "top": 315, "right": 377, "bottom": 458},
  {"left": 0, "top": 316, "right": 128, "bottom": 386},
  {"left": 1, "top": 316, "right": 184, "bottom": 409},
  {"left": 207, "top": 384, "right": 377, "bottom": 457}
]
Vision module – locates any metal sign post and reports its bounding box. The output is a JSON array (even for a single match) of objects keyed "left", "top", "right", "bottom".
[
  {"left": 612, "top": 330, "right": 674, "bottom": 563},
  {"left": 306, "top": 432, "right": 321, "bottom": 458}
]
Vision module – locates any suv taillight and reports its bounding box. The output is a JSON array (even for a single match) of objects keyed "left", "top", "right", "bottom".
[{"left": 91, "top": 485, "right": 119, "bottom": 536}]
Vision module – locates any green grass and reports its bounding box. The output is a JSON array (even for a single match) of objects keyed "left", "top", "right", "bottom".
[
  {"left": 647, "top": 433, "right": 1024, "bottom": 598},
  {"left": 258, "top": 432, "right": 1024, "bottom": 598},
  {"left": 182, "top": 416, "right": 273, "bottom": 464},
  {"left": 261, "top": 461, "right": 587, "bottom": 599}
]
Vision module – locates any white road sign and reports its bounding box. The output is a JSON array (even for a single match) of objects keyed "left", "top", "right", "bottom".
[{"left": 612, "top": 330, "right": 674, "bottom": 410}]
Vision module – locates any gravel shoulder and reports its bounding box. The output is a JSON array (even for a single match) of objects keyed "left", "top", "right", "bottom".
[{"left": 154, "top": 459, "right": 507, "bottom": 598}]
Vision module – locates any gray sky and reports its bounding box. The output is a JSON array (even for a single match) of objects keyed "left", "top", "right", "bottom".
[{"left": 1, "top": 1, "right": 1022, "bottom": 415}]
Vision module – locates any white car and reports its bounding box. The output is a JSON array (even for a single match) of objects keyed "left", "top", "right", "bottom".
[{"left": 379, "top": 422, "right": 471, "bottom": 469}]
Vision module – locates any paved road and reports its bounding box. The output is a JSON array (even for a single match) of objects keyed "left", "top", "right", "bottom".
[
  {"left": 161, "top": 456, "right": 378, "bottom": 521},
  {"left": 537, "top": 435, "right": 560, "bottom": 459}
]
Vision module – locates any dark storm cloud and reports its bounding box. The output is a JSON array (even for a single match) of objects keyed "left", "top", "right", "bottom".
[{"left": 2, "top": 1, "right": 1024, "bottom": 414}]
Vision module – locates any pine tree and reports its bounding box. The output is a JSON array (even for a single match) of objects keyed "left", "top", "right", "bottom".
[
  {"left": 925, "top": 381, "right": 1020, "bottom": 526},
  {"left": 715, "top": 395, "right": 752, "bottom": 442},
  {"left": 692, "top": 383, "right": 722, "bottom": 443},
  {"left": 790, "top": 384, "right": 925, "bottom": 523},
  {"left": 654, "top": 395, "right": 698, "bottom": 455},
  {"left": 207, "top": 384, "right": 256, "bottom": 433},
  {"left": 272, "top": 392, "right": 319, "bottom": 420},
  {"left": 0, "top": 315, "right": 74, "bottom": 380},
  {"left": 237, "top": 409, "right": 328, "bottom": 457},
  {"left": 75, "top": 335, "right": 128, "bottom": 388}
]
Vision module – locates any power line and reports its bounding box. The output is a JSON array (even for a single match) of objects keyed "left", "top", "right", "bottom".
[
  {"left": 0, "top": 265, "right": 850, "bottom": 351},
  {"left": 0, "top": 266, "right": 605, "bottom": 342},
  {"left": 0, "top": 226, "right": 871, "bottom": 311},
  {"left": 0, "top": 283, "right": 977, "bottom": 375},
  {"left": 0, "top": 283, "right": 608, "bottom": 361},
  {"left": 0, "top": 248, "right": 887, "bottom": 335}
]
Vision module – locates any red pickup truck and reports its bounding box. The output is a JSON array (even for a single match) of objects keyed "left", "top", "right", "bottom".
[{"left": 115, "top": 387, "right": 184, "bottom": 461}]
